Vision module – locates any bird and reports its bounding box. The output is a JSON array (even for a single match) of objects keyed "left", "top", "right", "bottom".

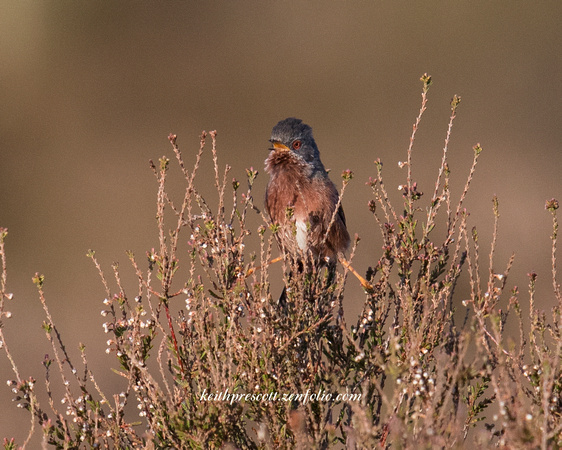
[{"left": 264, "top": 118, "right": 350, "bottom": 266}]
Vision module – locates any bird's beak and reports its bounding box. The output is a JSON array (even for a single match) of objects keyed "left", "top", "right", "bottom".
[{"left": 270, "top": 141, "right": 290, "bottom": 152}]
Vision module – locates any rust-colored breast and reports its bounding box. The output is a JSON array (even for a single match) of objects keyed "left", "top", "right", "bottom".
[{"left": 265, "top": 151, "right": 350, "bottom": 261}]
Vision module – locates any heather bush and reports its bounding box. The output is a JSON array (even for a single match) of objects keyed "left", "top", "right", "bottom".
[{"left": 1, "top": 75, "right": 560, "bottom": 449}]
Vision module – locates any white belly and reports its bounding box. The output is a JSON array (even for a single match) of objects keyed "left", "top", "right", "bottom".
[{"left": 296, "top": 220, "right": 308, "bottom": 252}]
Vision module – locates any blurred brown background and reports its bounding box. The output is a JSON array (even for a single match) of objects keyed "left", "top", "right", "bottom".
[{"left": 1, "top": 1, "right": 560, "bottom": 442}]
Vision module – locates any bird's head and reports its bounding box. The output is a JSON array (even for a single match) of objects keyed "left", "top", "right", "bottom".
[{"left": 269, "top": 118, "right": 324, "bottom": 173}]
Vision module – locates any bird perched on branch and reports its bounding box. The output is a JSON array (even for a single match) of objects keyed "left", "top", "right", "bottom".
[{"left": 264, "top": 118, "right": 350, "bottom": 265}]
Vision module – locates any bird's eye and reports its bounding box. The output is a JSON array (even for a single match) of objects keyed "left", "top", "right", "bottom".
[{"left": 292, "top": 140, "right": 302, "bottom": 150}]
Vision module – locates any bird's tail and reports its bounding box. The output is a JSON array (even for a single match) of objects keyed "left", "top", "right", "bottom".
[{"left": 277, "top": 285, "right": 287, "bottom": 310}]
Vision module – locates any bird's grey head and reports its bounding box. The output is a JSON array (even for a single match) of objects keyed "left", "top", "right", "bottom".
[{"left": 269, "top": 118, "right": 324, "bottom": 172}]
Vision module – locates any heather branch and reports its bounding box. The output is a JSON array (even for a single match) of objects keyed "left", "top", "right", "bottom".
[
  {"left": 0, "top": 229, "right": 22, "bottom": 385},
  {"left": 445, "top": 144, "right": 483, "bottom": 245},
  {"left": 405, "top": 73, "right": 432, "bottom": 214},
  {"left": 423, "top": 95, "right": 461, "bottom": 243}
]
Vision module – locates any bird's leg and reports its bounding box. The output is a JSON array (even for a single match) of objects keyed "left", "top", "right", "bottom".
[{"left": 338, "top": 257, "right": 374, "bottom": 292}]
